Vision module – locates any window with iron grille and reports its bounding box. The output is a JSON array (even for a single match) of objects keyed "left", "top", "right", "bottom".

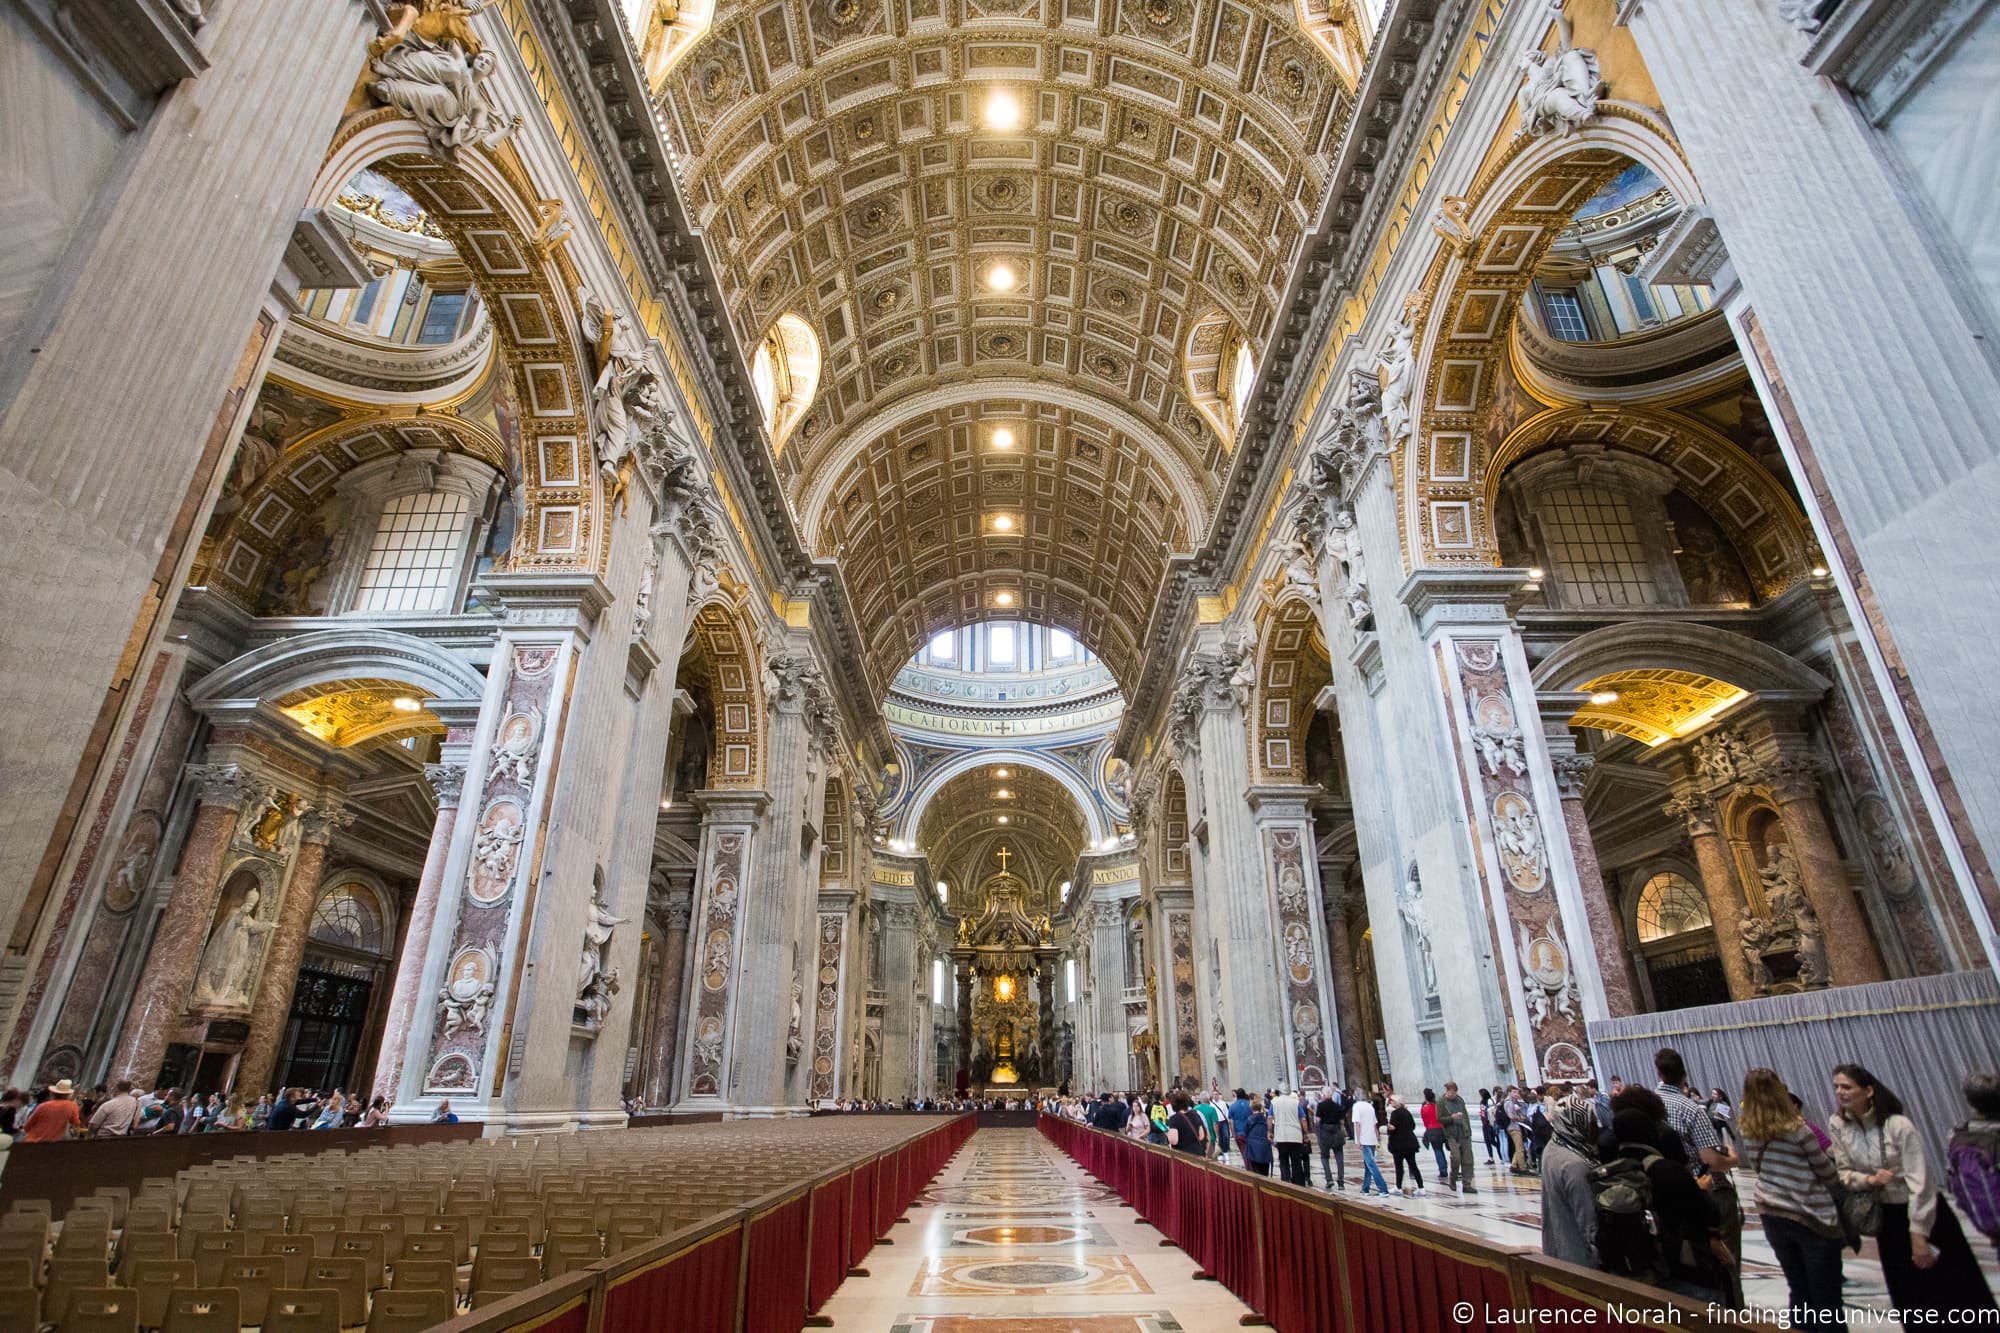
[
  {"left": 353, "top": 491, "right": 469, "bottom": 613},
  {"left": 1540, "top": 485, "right": 1660, "bottom": 607}
]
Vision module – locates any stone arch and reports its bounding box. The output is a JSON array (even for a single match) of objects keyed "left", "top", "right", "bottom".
[
  {"left": 683, "top": 599, "right": 766, "bottom": 789},
  {"left": 191, "top": 627, "right": 488, "bottom": 723},
  {"left": 1490, "top": 405, "right": 1817, "bottom": 603},
  {"left": 199, "top": 411, "right": 508, "bottom": 608},
  {"left": 1250, "top": 597, "right": 1332, "bottom": 783},
  {"left": 309, "top": 869, "right": 400, "bottom": 962},
  {"left": 1532, "top": 620, "right": 1829, "bottom": 747},
  {"left": 310, "top": 111, "right": 605, "bottom": 574},
  {"left": 895, "top": 748, "right": 1109, "bottom": 845},
  {"left": 1400, "top": 103, "right": 1700, "bottom": 571}
]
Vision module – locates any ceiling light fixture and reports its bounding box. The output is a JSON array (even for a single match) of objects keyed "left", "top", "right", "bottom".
[
  {"left": 991, "top": 426, "right": 1015, "bottom": 449},
  {"left": 660, "top": 798, "right": 674, "bottom": 810},
  {"left": 995, "top": 591, "right": 1015, "bottom": 607},
  {"left": 996, "top": 789, "right": 1012, "bottom": 799},
  {"left": 1527, "top": 567, "right": 1545, "bottom": 581},
  {"left": 1811, "top": 564, "right": 1830, "bottom": 577},
  {"left": 987, "top": 262, "right": 1017, "bottom": 292},
  {"left": 997, "top": 815, "right": 1010, "bottom": 824},
  {"left": 995, "top": 768, "right": 1011, "bottom": 778},
  {"left": 1589, "top": 691, "right": 1621, "bottom": 706},
  {"left": 391, "top": 696, "right": 422, "bottom": 712},
  {"left": 993, "top": 514, "right": 1014, "bottom": 531},
  {"left": 984, "top": 89, "right": 1022, "bottom": 131}
]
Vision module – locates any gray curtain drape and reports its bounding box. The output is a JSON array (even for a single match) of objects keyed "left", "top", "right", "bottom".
[{"left": 1588, "top": 970, "right": 2000, "bottom": 1175}]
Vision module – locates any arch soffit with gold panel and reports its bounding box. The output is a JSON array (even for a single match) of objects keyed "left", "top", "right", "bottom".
[
  {"left": 1400, "top": 103, "right": 1700, "bottom": 573},
  {"left": 1250, "top": 594, "right": 1330, "bottom": 784},
  {"left": 684, "top": 597, "right": 770, "bottom": 790}
]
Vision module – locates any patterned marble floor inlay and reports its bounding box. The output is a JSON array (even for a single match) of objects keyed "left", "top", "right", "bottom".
[{"left": 911, "top": 1254, "right": 1152, "bottom": 1296}]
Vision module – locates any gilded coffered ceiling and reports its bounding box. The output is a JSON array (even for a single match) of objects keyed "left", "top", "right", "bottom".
[
  {"left": 919, "top": 762, "right": 1088, "bottom": 910},
  {"left": 656, "top": 0, "right": 1358, "bottom": 684}
]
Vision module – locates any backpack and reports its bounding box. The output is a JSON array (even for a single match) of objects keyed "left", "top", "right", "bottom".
[
  {"left": 1591, "top": 1148, "right": 1666, "bottom": 1280},
  {"left": 1948, "top": 1126, "right": 2000, "bottom": 1240}
]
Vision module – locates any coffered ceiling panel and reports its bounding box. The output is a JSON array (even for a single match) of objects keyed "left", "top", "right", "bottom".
[
  {"left": 812, "top": 399, "right": 1192, "bottom": 685},
  {"left": 658, "top": 0, "right": 1353, "bottom": 686},
  {"left": 919, "top": 762, "right": 1087, "bottom": 912}
]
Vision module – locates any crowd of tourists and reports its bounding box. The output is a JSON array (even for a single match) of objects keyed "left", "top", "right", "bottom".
[
  {"left": 0, "top": 1080, "right": 455, "bottom": 1139},
  {"left": 1048, "top": 1050, "right": 2000, "bottom": 1326}
]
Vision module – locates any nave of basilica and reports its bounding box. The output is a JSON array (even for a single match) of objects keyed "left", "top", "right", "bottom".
[{"left": 1, "top": 0, "right": 1999, "bottom": 1322}]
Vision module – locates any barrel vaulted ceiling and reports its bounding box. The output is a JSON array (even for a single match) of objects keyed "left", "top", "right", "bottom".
[
  {"left": 918, "top": 762, "right": 1089, "bottom": 909},
  {"left": 656, "top": 0, "right": 1360, "bottom": 687}
]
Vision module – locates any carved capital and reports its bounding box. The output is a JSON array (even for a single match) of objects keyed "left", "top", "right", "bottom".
[
  {"left": 1768, "top": 754, "right": 1831, "bottom": 804},
  {"left": 1550, "top": 753, "right": 1595, "bottom": 800},
  {"left": 1662, "top": 792, "right": 1717, "bottom": 838},
  {"left": 425, "top": 762, "right": 468, "bottom": 809},
  {"left": 297, "top": 803, "right": 356, "bottom": 847},
  {"left": 763, "top": 653, "right": 824, "bottom": 714}
]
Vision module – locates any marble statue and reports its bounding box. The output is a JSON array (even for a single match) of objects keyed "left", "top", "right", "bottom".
[
  {"left": 575, "top": 883, "right": 626, "bottom": 1027},
  {"left": 632, "top": 543, "right": 659, "bottom": 639},
  {"left": 192, "top": 888, "right": 274, "bottom": 1006},
  {"left": 1471, "top": 710, "right": 1527, "bottom": 777},
  {"left": 578, "top": 287, "right": 659, "bottom": 513},
  {"left": 111, "top": 844, "right": 152, "bottom": 906},
  {"left": 1739, "top": 913, "right": 1776, "bottom": 992},
  {"left": 1795, "top": 903, "right": 1829, "bottom": 987},
  {"left": 1760, "top": 845, "right": 1808, "bottom": 923},
  {"left": 1694, "top": 730, "right": 1757, "bottom": 784},
  {"left": 786, "top": 974, "right": 804, "bottom": 1063},
  {"left": 1279, "top": 531, "right": 1321, "bottom": 610},
  {"left": 438, "top": 955, "right": 495, "bottom": 1037},
  {"left": 1396, "top": 864, "right": 1439, "bottom": 997},
  {"left": 1325, "top": 507, "right": 1372, "bottom": 630},
  {"left": 1515, "top": 2, "right": 1601, "bottom": 139},
  {"left": 1517, "top": 924, "right": 1580, "bottom": 1025},
  {"left": 473, "top": 817, "right": 522, "bottom": 878},
  {"left": 1377, "top": 296, "right": 1419, "bottom": 448},
  {"left": 365, "top": 2, "right": 521, "bottom": 160}
]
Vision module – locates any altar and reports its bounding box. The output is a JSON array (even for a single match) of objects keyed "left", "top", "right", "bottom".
[{"left": 949, "top": 857, "right": 1059, "bottom": 1095}]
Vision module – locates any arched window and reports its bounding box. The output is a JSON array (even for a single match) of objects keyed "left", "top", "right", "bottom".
[
  {"left": 354, "top": 490, "right": 472, "bottom": 613},
  {"left": 1229, "top": 337, "right": 1257, "bottom": 421},
  {"left": 309, "top": 883, "right": 387, "bottom": 956},
  {"left": 749, "top": 314, "right": 820, "bottom": 455},
  {"left": 327, "top": 451, "right": 501, "bottom": 616},
  {"left": 1634, "top": 872, "right": 1711, "bottom": 943}
]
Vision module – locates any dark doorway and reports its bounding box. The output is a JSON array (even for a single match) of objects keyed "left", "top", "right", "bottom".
[
  {"left": 274, "top": 968, "right": 375, "bottom": 1093},
  {"left": 1647, "top": 949, "right": 1730, "bottom": 1013}
]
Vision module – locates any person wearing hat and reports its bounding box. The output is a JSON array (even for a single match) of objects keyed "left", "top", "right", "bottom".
[{"left": 19, "top": 1080, "right": 83, "bottom": 1142}]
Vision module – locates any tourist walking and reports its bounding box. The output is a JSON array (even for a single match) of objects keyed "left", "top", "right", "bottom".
[
  {"left": 1316, "top": 1088, "right": 1347, "bottom": 1190},
  {"left": 85, "top": 1080, "right": 140, "bottom": 1138},
  {"left": 18, "top": 1080, "right": 81, "bottom": 1142},
  {"left": 1195, "top": 1092, "right": 1223, "bottom": 1160},
  {"left": 1272, "top": 1087, "right": 1308, "bottom": 1186},
  {"left": 1503, "top": 1086, "right": 1530, "bottom": 1172},
  {"left": 1829, "top": 1063, "right": 1996, "bottom": 1318},
  {"left": 1421, "top": 1089, "right": 1448, "bottom": 1179},
  {"left": 1352, "top": 1090, "right": 1389, "bottom": 1195},
  {"left": 1738, "top": 1068, "right": 1844, "bottom": 1326},
  {"left": 1242, "top": 1095, "right": 1273, "bottom": 1177},
  {"left": 1480, "top": 1088, "right": 1502, "bottom": 1164},
  {"left": 1538, "top": 1092, "right": 1598, "bottom": 1266},
  {"left": 1387, "top": 1095, "right": 1424, "bottom": 1196},
  {"left": 1166, "top": 1092, "right": 1206, "bottom": 1155},
  {"left": 1441, "top": 1081, "right": 1476, "bottom": 1194}
]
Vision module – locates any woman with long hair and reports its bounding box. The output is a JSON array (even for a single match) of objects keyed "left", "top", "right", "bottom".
[
  {"left": 1387, "top": 1095, "right": 1425, "bottom": 1196},
  {"left": 1740, "top": 1068, "right": 1843, "bottom": 1324},
  {"left": 1829, "top": 1063, "right": 1995, "bottom": 1318}
]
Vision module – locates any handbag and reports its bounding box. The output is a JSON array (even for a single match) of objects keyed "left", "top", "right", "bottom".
[{"left": 1836, "top": 1123, "right": 1887, "bottom": 1243}]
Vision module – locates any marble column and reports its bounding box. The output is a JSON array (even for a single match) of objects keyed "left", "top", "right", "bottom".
[
  {"left": 1542, "top": 741, "right": 1639, "bottom": 1018},
  {"left": 876, "top": 898, "right": 919, "bottom": 1102},
  {"left": 112, "top": 764, "right": 259, "bottom": 1084},
  {"left": 644, "top": 896, "right": 692, "bottom": 1107},
  {"left": 1087, "top": 901, "right": 1126, "bottom": 1093},
  {"left": 1247, "top": 787, "right": 1341, "bottom": 1089},
  {"left": 1663, "top": 788, "right": 1755, "bottom": 1001},
  {"left": 1036, "top": 957, "right": 1055, "bottom": 1087},
  {"left": 1768, "top": 756, "right": 1886, "bottom": 986},
  {"left": 673, "top": 790, "right": 768, "bottom": 1110},
  {"left": 1317, "top": 858, "right": 1369, "bottom": 1087},
  {"left": 236, "top": 802, "right": 354, "bottom": 1095},
  {"left": 372, "top": 758, "right": 469, "bottom": 1105}
]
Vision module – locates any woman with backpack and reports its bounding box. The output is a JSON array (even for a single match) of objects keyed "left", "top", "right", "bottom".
[
  {"left": 1830, "top": 1064, "right": 1995, "bottom": 1318},
  {"left": 1597, "top": 1105, "right": 1731, "bottom": 1301},
  {"left": 1539, "top": 1093, "right": 1599, "bottom": 1266},
  {"left": 1739, "top": 1068, "right": 1844, "bottom": 1325}
]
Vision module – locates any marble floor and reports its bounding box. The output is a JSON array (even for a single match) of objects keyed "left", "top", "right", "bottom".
[
  {"left": 817, "top": 1128, "right": 1254, "bottom": 1332},
  {"left": 820, "top": 1128, "right": 2000, "bottom": 1333}
]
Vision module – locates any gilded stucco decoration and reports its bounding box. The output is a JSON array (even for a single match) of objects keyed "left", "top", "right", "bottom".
[
  {"left": 687, "top": 601, "right": 767, "bottom": 788},
  {"left": 918, "top": 764, "right": 1087, "bottom": 916},
  {"left": 658, "top": 0, "right": 1352, "bottom": 682},
  {"left": 275, "top": 680, "right": 445, "bottom": 747}
]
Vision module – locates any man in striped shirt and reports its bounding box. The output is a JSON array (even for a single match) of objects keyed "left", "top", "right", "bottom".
[{"left": 1655, "top": 1048, "right": 1741, "bottom": 1306}]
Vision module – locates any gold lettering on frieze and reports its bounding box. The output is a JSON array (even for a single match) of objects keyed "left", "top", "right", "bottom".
[
  {"left": 872, "top": 867, "right": 916, "bottom": 886},
  {"left": 1090, "top": 865, "right": 1140, "bottom": 884}
]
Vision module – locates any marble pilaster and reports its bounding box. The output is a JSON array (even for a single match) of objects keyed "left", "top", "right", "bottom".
[
  {"left": 1317, "top": 862, "right": 1369, "bottom": 1087},
  {"left": 875, "top": 896, "right": 919, "bottom": 1102},
  {"left": 236, "top": 801, "right": 353, "bottom": 1095},
  {"left": 1537, "top": 714, "right": 1639, "bottom": 1019},
  {"left": 112, "top": 764, "right": 258, "bottom": 1084},
  {"left": 371, "top": 754, "right": 470, "bottom": 1105},
  {"left": 1247, "top": 786, "right": 1340, "bottom": 1088},
  {"left": 643, "top": 896, "right": 692, "bottom": 1107}
]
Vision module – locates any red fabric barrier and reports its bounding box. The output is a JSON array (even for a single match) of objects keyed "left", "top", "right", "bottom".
[
  {"left": 601, "top": 1227, "right": 739, "bottom": 1333},
  {"left": 745, "top": 1193, "right": 812, "bottom": 1333},
  {"left": 1342, "top": 1212, "right": 1513, "bottom": 1333},
  {"left": 1260, "top": 1188, "right": 1341, "bottom": 1333},
  {"left": 808, "top": 1177, "right": 851, "bottom": 1313},
  {"left": 848, "top": 1158, "right": 879, "bottom": 1268}
]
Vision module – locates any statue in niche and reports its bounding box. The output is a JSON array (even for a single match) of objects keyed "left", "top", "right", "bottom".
[
  {"left": 365, "top": 2, "right": 521, "bottom": 159},
  {"left": 1325, "top": 507, "right": 1373, "bottom": 630},
  {"left": 1759, "top": 845, "right": 1808, "bottom": 924},
  {"left": 786, "top": 974, "right": 804, "bottom": 1063},
  {"left": 1396, "top": 863, "right": 1439, "bottom": 998},
  {"left": 192, "top": 886, "right": 274, "bottom": 1007},
  {"left": 1739, "top": 913, "right": 1775, "bottom": 993},
  {"left": 1514, "top": 1, "right": 1601, "bottom": 140},
  {"left": 577, "top": 287, "right": 659, "bottom": 515},
  {"left": 575, "top": 881, "right": 626, "bottom": 1028}
]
